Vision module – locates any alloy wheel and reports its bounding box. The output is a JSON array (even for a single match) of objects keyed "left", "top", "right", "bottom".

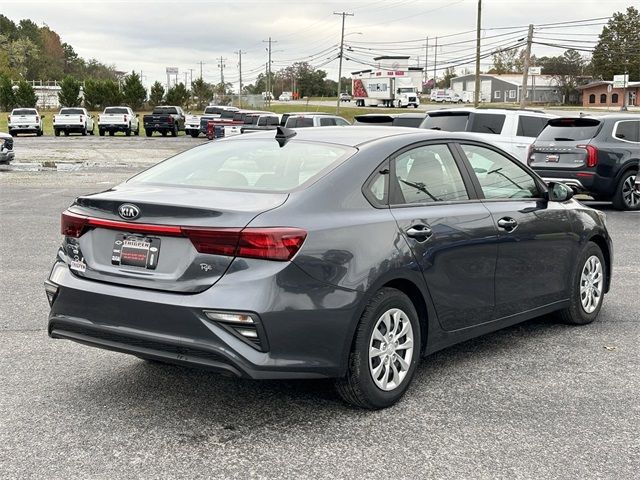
[
  {"left": 369, "top": 308, "right": 414, "bottom": 391},
  {"left": 580, "top": 255, "right": 603, "bottom": 314},
  {"left": 622, "top": 174, "right": 639, "bottom": 208}
]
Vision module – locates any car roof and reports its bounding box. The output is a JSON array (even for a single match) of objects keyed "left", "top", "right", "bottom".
[
  {"left": 283, "top": 111, "right": 332, "bottom": 116},
  {"left": 428, "top": 107, "right": 550, "bottom": 116},
  {"left": 231, "top": 125, "right": 495, "bottom": 147}
]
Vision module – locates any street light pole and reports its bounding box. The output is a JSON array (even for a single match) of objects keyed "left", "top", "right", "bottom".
[
  {"left": 473, "top": 0, "right": 482, "bottom": 108},
  {"left": 334, "top": 11, "right": 354, "bottom": 114}
]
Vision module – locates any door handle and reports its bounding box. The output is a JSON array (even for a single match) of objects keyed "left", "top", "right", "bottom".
[
  {"left": 406, "top": 225, "right": 433, "bottom": 241},
  {"left": 497, "top": 217, "right": 518, "bottom": 231}
]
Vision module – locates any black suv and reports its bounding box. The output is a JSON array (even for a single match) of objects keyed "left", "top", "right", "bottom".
[{"left": 528, "top": 116, "right": 640, "bottom": 210}]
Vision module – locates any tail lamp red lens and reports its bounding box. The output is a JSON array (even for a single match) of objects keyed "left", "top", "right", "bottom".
[
  {"left": 577, "top": 144, "right": 598, "bottom": 167},
  {"left": 527, "top": 145, "right": 535, "bottom": 166},
  {"left": 61, "top": 211, "right": 306, "bottom": 261}
]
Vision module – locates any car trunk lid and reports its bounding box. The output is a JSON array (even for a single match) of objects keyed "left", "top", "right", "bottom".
[
  {"left": 63, "top": 185, "right": 289, "bottom": 293},
  {"left": 529, "top": 118, "right": 601, "bottom": 169}
]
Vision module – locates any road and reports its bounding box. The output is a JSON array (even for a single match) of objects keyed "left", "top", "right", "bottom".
[{"left": 1, "top": 141, "right": 639, "bottom": 479}]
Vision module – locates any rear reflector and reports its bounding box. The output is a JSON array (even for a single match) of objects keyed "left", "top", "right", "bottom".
[{"left": 61, "top": 211, "right": 307, "bottom": 261}]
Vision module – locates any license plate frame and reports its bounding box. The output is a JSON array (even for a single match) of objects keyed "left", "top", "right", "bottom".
[
  {"left": 546, "top": 154, "right": 560, "bottom": 163},
  {"left": 111, "top": 234, "right": 161, "bottom": 269}
]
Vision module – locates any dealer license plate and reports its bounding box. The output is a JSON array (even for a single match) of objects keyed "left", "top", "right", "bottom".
[{"left": 111, "top": 234, "right": 160, "bottom": 269}]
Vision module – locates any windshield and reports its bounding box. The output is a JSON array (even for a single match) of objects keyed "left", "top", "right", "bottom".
[
  {"left": 129, "top": 139, "right": 355, "bottom": 192},
  {"left": 152, "top": 107, "right": 178, "bottom": 114},
  {"left": 13, "top": 109, "right": 37, "bottom": 115},
  {"left": 204, "top": 107, "right": 223, "bottom": 114},
  {"left": 393, "top": 117, "right": 424, "bottom": 128},
  {"left": 537, "top": 118, "right": 601, "bottom": 141},
  {"left": 421, "top": 113, "right": 469, "bottom": 131},
  {"left": 60, "top": 108, "right": 84, "bottom": 115},
  {"left": 104, "top": 107, "right": 129, "bottom": 114}
]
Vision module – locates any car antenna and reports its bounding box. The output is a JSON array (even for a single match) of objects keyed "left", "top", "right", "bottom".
[{"left": 275, "top": 126, "right": 296, "bottom": 147}]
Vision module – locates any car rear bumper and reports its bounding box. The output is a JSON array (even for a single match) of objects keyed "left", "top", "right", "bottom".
[
  {"left": 537, "top": 169, "right": 615, "bottom": 198},
  {"left": 99, "top": 124, "right": 129, "bottom": 131},
  {"left": 8, "top": 125, "right": 39, "bottom": 132},
  {"left": 46, "top": 258, "right": 361, "bottom": 379},
  {"left": 0, "top": 150, "right": 15, "bottom": 163},
  {"left": 55, "top": 124, "right": 85, "bottom": 131}
]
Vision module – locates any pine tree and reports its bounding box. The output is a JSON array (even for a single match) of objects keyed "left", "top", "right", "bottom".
[
  {"left": 166, "top": 83, "right": 189, "bottom": 107},
  {"left": 58, "top": 76, "right": 81, "bottom": 107},
  {"left": 14, "top": 80, "right": 37, "bottom": 108},
  {"left": 149, "top": 81, "right": 165, "bottom": 107},
  {"left": 122, "top": 71, "right": 146, "bottom": 110}
]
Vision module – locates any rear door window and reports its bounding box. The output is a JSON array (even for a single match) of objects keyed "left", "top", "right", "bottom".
[
  {"left": 614, "top": 121, "right": 640, "bottom": 143},
  {"left": 13, "top": 109, "right": 37, "bottom": 116},
  {"left": 319, "top": 117, "right": 336, "bottom": 126},
  {"left": 391, "top": 144, "right": 470, "bottom": 204},
  {"left": 469, "top": 113, "right": 506, "bottom": 135},
  {"left": 517, "top": 116, "right": 549, "bottom": 137}
]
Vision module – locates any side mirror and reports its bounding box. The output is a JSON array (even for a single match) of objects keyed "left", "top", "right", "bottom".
[{"left": 547, "top": 182, "right": 574, "bottom": 202}]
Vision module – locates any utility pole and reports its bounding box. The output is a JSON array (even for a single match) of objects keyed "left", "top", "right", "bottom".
[
  {"left": 473, "top": 0, "right": 482, "bottom": 107},
  {"left": 334, "top": 11, "right": 354, "bottom": 113},
  {"left": 520, "top": 23, "right": 534, "bottom": 108},
  {"left": 218, "top": 56, "right": 226, "bottom": 87},
  {"left": 433, "top": 36, "right": 438, "bottom": 89},
  {"left": 184, "top": 72, "right": 188, "bottom": 86},
  {"left": 189, "top": 68, "right": 194, "bottom": 88},
  {"left": 235, "top": 50, "right": 246, "bottom": 107},
  {"left": 263, "top": 37, "right": 277, "bottom": 107},
  {"left": 424, "top": 36, "right": 429, "bottom": 91},
  {"left": 198, "top": 61, "right": 205, "bottom": 80}
]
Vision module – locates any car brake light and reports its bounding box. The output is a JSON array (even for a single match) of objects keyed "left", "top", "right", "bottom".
[
  {"left": 124, "top": 114, "right": 128, "bottom": 122},
  {"left": 168, "top": 116, "right": 174, "bottom": 123},
  {"left": 35, "top": 116, "right": 39, "bottom": 122},
  {"left": 527, "top": 145, "right": 535, "bottom": 166},
  {"left": 80, "top": 115, "right": 84, "bottom": 122},
  {"left": 577, "top": 144, "right": 598, "bottom": 167},
  {"left": 60, "top": 211, "right": 307, "bottom": 261}
]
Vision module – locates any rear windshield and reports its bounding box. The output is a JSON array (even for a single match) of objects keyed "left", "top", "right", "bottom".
[
  {"left": 421, "top": 113, "right": 469, "bottom": 131},
  {"left": 537, "top": 118, "right": 601, "bottom": 142},
  {"left": 104, "top": 107, "right": 129, "bottom": 114},
  {"left": 60, "top": 108, "right": 84, "bottom": 115},
  {"left": 354, "top": 116, "right": 394, "bottom": 125},
  {"left": 152, "top": 107, "right": 178, "bottom": 114},
  {"left": 129, "top": 139, "right": 355, "bottom": 192},
  {"left": 221, "top": 110, "right": 236, "bottom": 119},
  {"left": 12, "top": 109, "right": 37, "bottom": 115},
  {"left": 204, "top": 107, "right": 223, "bottom": 115},
  {"left": 393, "top": 117, "right": 424, "bottom": 128},
  {"left": 286, "top": 117, "right": 314, "bottom": 128}
]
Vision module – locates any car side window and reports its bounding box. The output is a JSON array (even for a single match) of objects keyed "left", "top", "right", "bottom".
[
  {"left": 614, "top": 121, "right": 640, "bottom": 143},
  {"left": 319, "top": 117, "right": 336, "bottom": 126},
  {"left": 335, "top": 118, "right": 350, "bottom": 126},
  {"left": 517, "top": 116, "right": 548, "bottom": 137},
  {"left": 460, "top": 144, "right": 541, "bottom": 199},
  {"left": 391, "top": 144, "right": 469, "bottom": 204},
  {"left": 469, "top": 113, "right": 505, "bottom": 135}
]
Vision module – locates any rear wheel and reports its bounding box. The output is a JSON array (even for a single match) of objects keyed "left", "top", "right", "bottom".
[
  {"left": 190, "top": 130, "right": 199, "bottom": 138},
  {"left": 64, "top": 130, "right": 69, "bottom": 136},
  {"left": 54, "top": 129, "right": 60, "bottom": 137},
  {"left": 171, "top": 125, "right": 178, "bottom": 137},
  {"left": 335, "top": 287, "right": 421, "bottom": 409},
  {"left": 611, "top": 170, "right": 639, "bottom": 211},
  {"left": 109, "top": 130, "right": 115, "bottom": 136},
  {"left": 82, "top": 126, "right": 87, "bottom": 136},
  {"left": 556, "top": 242, "right": 606, "bottom": 325},
  {"left": 37, "top": 128, "right": 43, "bottom": 136},
  {"left": 135, "top": 124, "right": 140, "bottom": 136},
  {"left": 145, "top": 129, "right": 153, "bottom": 137},
  {"left": 99, "top": 129, "right": 105, "bottom": 136},
  {"left": 161, "top": 130, "right": 167, "bottom": 137}
]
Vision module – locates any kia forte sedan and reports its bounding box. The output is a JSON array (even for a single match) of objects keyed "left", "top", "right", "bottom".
[{"left": 46, "top": 127, "right": 612, "bottom": 409}]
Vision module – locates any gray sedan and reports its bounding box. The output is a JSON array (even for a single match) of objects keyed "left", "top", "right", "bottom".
[{"left": 46, "top": 127, "right": 612, "bottom": 409}]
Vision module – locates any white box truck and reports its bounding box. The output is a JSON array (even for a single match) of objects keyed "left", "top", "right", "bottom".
[{"left": 352, "top": 56, "right": 422, "bottom": 108}]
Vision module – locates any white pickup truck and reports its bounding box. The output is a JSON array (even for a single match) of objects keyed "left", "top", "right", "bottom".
[
  {"left": 53, "top": 107, "right": 95, "bottom": 136},
  {"left": 8, "top": 108, "right": 44, "bottom": 136},
  {"left": 98, "top": 106, "right": 139, "bottom": 136}
]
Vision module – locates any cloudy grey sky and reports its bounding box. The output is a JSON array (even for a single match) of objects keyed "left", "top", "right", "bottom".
[{"left": 1, "top": 0, "right": 632, "bottom": 90}]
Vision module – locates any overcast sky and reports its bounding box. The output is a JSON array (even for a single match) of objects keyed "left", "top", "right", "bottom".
[{"left": 1, "top": 0, "right": 632, "bottom": 90}]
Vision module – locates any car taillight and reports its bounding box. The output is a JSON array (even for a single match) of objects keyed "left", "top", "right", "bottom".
[
  {"left": 35, "top": 116, "right": 39, "bottom": 122},
  {"left": 7, "top": 116, "right": 10, "bottom": 122},
  {"left": 80, "top": 115, "right": 84, "bottom": 122},
  {"left": 60, "top": 211, "right": 307, "bottom": 261},
  {"left": 124, "top": 114, "right": 128, "bottom": 122},
  {"left": 527, "top": 145, "right": 535, "bottom": 166},
  {"left": 168, "top": 116, "right": 174, "bottom": 123},
  {"left": 577, "top": 144, "right": 598, "bottom": 167}
]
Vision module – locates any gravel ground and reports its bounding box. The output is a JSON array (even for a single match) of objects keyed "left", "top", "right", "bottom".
[{"left": 0, "top": 139, "right": 639, "bottom": 479}]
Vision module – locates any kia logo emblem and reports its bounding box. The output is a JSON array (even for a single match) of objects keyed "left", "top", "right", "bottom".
[{"left": 118, "top": 203, "right": 140, "bottom": 220}]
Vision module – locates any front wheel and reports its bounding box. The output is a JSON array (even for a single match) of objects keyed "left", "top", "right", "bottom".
[
  {"left": 335, "top": 287, "right": 421, "bottom": 409},
  {"left": 556, "top": 242, "right": 606, "bottom": 325},
  {"left": 99, "top": 129, "right": 105, "bottom": 136},
  {"left": 171, "top": 125, "right": 178, "bottom": 137},
  {"left": 611, "top": 170, "right": 639, "bottom": 211}
]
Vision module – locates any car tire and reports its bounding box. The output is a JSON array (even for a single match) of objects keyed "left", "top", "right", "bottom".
[
  {"left": 54, "top": 129, "right": 60, "bottom": 137},
  {"left": 171, "top": 125, "right": 178, "bottom": 137},
  {"left": 64, "top": 130, "right": 69, "bottom": 136},
  {"left": 135, "top": 125, "right": 139, "bottom": 136},
  {"left": 145, "top": 129, "right": 153, "bottom": 137},
  {"left": 108, "top": 130, "right": 114, "bottom": 136},
  {"left": 99, "top": 129, "right": 105, "bottom": 136},
  {"left": 335, "top": 287, "right": 421, "bottom": 409},
  {"left": 9, "top": 131, "right": 16, "bottom": 137},
  {"left": 37, "top": 128, "right": 43, "bottom": 136},
  {"left": 190, "top": 131, "right": 199, "bottom": 138},
  {"left": 611, "top": 170, "right": 639, "bottom": 211},
  {"left": 161, "top": 130, "right": 167, "bottom": 137},
  {"left": 556, "top": 241, "right": 606, "bottom": 325}
]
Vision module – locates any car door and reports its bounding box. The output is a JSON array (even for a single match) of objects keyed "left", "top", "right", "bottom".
[
  {"left": 455, "top": 142, "right": 578, "bottom": 319},
  {"left": 387, "top": 142, "right": 499, "bottom": 330}
]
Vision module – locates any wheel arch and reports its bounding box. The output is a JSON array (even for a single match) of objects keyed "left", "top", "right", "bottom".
[
  {"left": 588, "top": 234, "right": 612, "bottom": 293},
  {"left": 382, "top": 278, "right": 429, "bottom": 356}
]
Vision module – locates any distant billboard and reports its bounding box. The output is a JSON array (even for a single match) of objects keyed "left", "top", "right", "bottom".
[
  {"left": 528, "top": 67, "right": 542, "bottom": 76},
  {"left": 166, "top": 67, "right": 179, "bottom": 75},
  {"left": 613, "top": 74, "right": 629, "bottom": 88}
]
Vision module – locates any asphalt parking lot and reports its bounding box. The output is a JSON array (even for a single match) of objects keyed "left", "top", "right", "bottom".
[{"left": 1, "top": 137, "right": 639, "bottom": 479}]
